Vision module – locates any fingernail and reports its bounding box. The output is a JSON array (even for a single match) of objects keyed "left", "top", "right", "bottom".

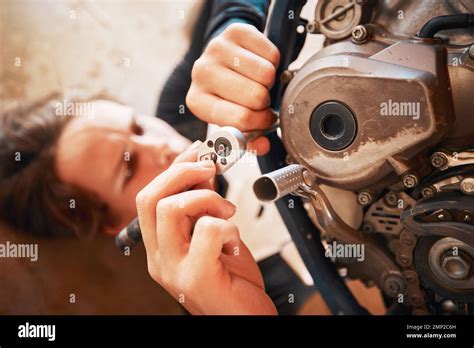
[
  {"left": 200, "top": 160, "right": 215, "bottom": 168},
  {"left": 226, "top": 201, "right": 237, "bottom": 213}
]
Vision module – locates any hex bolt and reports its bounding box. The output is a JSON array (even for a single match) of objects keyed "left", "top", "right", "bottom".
[
  {"left": 460, "top": 178, "right": 474, "bottom": 195},
  {"left": 352, "top": 25, "right": 368, "bottom": 43},
  {"left": 421, "top": 187, "right": 435, "bottom": 198},
  {"left": 306, "top": 21, "right": 319, "bottom": 34},
  {"left": 402, "top": 173, "right": 418, "bottom": 188},
  {"left": 358, "top": 191, "right": 373, "bottom": 206},
  {"left": 431, "top": 152, "right": 448, "bottom": 168},
  {"left": 441, "top": 254, "right": 471, "bottom": 280}
]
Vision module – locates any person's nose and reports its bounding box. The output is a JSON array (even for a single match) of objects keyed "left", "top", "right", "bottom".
[{"left": 132, "top": 135, "right": 177, "bottom": 169}]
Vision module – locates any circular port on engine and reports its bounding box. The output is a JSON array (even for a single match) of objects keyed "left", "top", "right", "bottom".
[
  {"left": 310, "top": 101, "right": 357, "bottom": 151},
  {"left": 320, "top": 114, "right": 345, "bottom": 140}
]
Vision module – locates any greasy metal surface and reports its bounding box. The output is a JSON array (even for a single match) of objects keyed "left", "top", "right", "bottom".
[
  {"left": 403, "top": 269, "right": 429, "bottom": 314},
  {"left": 364, "top": 192, "right": 416, "bottom": 236},
  {"left": 314, "top": 0, "right": 364, "bottom": 40},
  {"left": 281, "top": 39, "right": 454, "bottom": 189},
  {"left": 302, "top": 182, "right": 402, "bottom": 296},
  {"left": 373, "top": 0, "right": 474, "bottom": 44},
  {"left": 428, "top": 237, "right": 474, "bottom": 289}
]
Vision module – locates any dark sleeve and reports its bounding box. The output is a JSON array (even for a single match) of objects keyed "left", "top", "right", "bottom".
[
  {"left": 156, "top": 0, "right": 271, "bottom": 142},
  {"left": 203, "top": 0, "right": 271, "bottom": 43}
]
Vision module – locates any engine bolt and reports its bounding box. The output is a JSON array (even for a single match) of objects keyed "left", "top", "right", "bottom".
[
  {"left": 421, "top": 187, "right": 435, "bottom": 198},
  {"left": 431, "top": 152, "right": 448, "bottom": 168},
  {"left": 402, "top": 173, "right": 418, "bottom": 188},
  {"left": 280, "top": 70, "right": 295, "bottom": 84},
  {"left": 384, "top": 192, "right": 398, "bottom": 207},
  {"left": 306, "top": 21, "right": 319, "bottom": 34},
  {"left": 362, "top": 222, "right": 375, "bottom": 234},
  {"left": 460, "top": 178, "right": 474, "bottom": 195},
  {"left": 441, "top": 254, "right": 471, "bottom": 280},
  {"left": 384, "top": 274, "right": 405, "bottom": 297},
  {"left": 358, "top": 191, "right": 373, "bottom": 206},
  {"left": 352, "top": 25, "right": 368, "bottom": 43}
]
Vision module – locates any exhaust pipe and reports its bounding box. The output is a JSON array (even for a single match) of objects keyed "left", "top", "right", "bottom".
[{"left": 253, "top": 164, "right": 307, "bottom": 203}]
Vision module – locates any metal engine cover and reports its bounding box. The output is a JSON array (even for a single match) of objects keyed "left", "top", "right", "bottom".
[{"left": 280, "top": 40, "right": 455, "bottom": 190}]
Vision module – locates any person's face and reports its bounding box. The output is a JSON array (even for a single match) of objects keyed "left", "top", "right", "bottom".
[{"left": 55, "top": 100, "right": 191, "bottom": 234}]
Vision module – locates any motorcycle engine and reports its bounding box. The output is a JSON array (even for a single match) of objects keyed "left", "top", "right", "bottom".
[{"left": 280, "top": 0, "right": 474, "bottom": 314}]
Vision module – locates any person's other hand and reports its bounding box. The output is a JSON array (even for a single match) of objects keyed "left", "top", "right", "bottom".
[
  {"left": 136, "top": 144, "right": 277, "bottom": 314},
  {"left": 186, "top": 23, "right": 280, "bottom": 155}
]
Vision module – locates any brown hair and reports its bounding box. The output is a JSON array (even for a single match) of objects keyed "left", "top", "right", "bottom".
[{"left": 0, "top": 93, "right": 109, "bottom": 238}]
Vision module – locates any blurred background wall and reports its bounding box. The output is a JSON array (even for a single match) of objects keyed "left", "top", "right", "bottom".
[{"left": 1, "top": 0, "right": 201, "bottom": 115}]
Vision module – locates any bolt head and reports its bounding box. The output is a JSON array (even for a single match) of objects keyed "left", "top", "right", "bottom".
[
  {"left": 461, "top": 178, "right": 474, "bottom": 194},
  {"left": 358, "top": 191, "right": 372, "bottom": 206},
  {"left": 431, "top": 153, "right": 447, "bottom": 168},
  {"left": 362, "top": 222, "right": 375, "bottom": 234},
  {"left": 306, "top": 21, "right": 319, "bottom": 34},
  {"left": 280, "top": 70, "right": 294, "bottom": 84},
  {"left": 352, "top": 25, "right": 367, "bottom": 42},
  {"left": 403, "top": 174, "right": 418, "bottom": 188},
  {"left": 384, "top": 192, "right": 398, "bottom": 206},
  {"left": 383, "top": 274, "right": 405, "bottom": 297},
  {"left": 421, "top": 187, "right": 435, "bottom": 198},
  {"left": 441, "top": 255, "right": 471, "bottom": 280}
]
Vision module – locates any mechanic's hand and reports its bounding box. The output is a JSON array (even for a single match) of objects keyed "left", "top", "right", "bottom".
[
  {"left": 186, "top": 23, "right": 280, "bottom": 155},
  {"left": 136, "top": 143, "right": 277, "bottom": 314}
]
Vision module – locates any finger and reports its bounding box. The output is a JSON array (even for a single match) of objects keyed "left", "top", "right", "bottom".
[
  {"left": 223, "top": 24, "right": 280, "bottom": 67},
  {"left": 157, "top": 190, "right": 236, "bottom": 268},
  {"left": 188, "top": 216, "right": 240, "bottom": 267},
  {"left": 194, "top": 63, "right": 270, "bottom": 111},
  {"left": 187, "top": 86, "right": 277, "bottom": 131},
  {"left": 220, "top": 240, "right": 265, "bottom": 290},
  {"left": 212, "top": 40, "right": 276, "bottom": 89},
  {"left": 136, "top": 161, "right": 216, "bottom": 255},
  {"left": 247, "top": 136, "right": 270, "bottom": 156},
  {"left": 172, "top": 140, "right": 202, "bottom": 164}
]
